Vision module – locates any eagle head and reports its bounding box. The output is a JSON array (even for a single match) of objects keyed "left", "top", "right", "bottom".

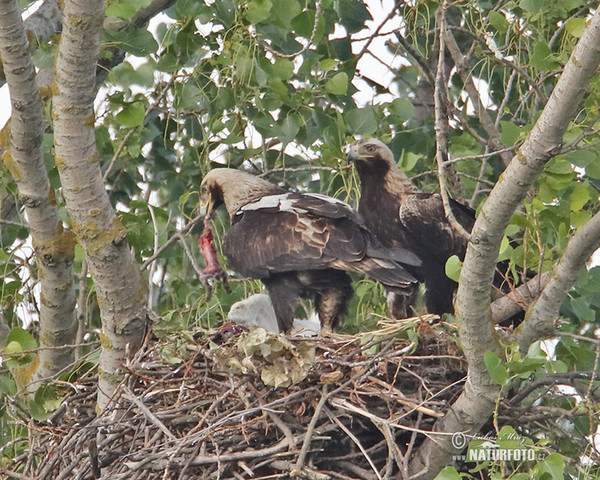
[
  {"left": 199, "top": 168, "right": 284, "bottom": 218},
  {"left": 199, "top": 170, "right": 226, "bottom": 219},
  {"left": 347, "top": 138, "right": 395, "bottom": 169}
]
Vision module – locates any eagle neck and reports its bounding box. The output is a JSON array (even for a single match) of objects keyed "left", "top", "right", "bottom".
[
  {"left": 384, "top": 164, "right": 419, "bottom": 199},
  {"left": 223, "top": 183, "right": 284, "bottom": 218},
  {"left": 355, "top": 160, "right": 419, "bottom": 249}
]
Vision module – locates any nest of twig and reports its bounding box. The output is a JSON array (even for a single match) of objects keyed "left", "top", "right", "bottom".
[{"left": 15, "top": 315, "right": 468, "bottom": 480}]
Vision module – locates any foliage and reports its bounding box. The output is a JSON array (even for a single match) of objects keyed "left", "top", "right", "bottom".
[{"left": 0, "top": 0, "right": 599, "bottom": 477}]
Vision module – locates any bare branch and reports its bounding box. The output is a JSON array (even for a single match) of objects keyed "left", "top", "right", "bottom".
[
  {"left": 491, "top": 271, "right": 550, "bottom": 325},
  {"left": 444, "top": 28, "right": 513, "bottom": 166},
  {"left": 433, "top": 5, "right": 471, "bottom": 241}
]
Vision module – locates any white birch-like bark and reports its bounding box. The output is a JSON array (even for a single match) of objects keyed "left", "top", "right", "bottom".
[
  {"left": 409, "top": 10, "right": 600, "bottom": 478},
  {"left": 0, "top": 0, "right": 76, "bottom": 383},
  {"left": 53, "top": 0, "right": 147, "bottom": 409},
  {"left": 0, "top": 0, "right": 62, "bottom": 90}
]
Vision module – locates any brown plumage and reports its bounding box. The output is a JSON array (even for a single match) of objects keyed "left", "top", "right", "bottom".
[
  {"left": 199, "top": 168, "right": 421, "bottom": 332},
  {"left": 348, "top": 138, "right": 475, "bottom": 316}
]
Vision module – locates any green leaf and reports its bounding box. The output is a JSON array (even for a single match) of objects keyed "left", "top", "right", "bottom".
[
  {"left": 116, "top": 26, "right": 159, "bottom": 56},
  {"left": 246, "top": 0, "right": 272, "bottom": 24},
  {"left": 0, "top": 372, "right": 16, "bottom": 395},
  {"left": 272, "top": 58, "right": 294, "bottom": 80},
  {"left": 271, "top": 0, "right": 300, "bottom": 28},
  {"left": 388, "top": 98, "right": 415, "bottom": 123},
  {"left": 530, "top": 42, "right": 560, "bottom": 71},
  {"left": 116, "top": 101, "right": 146, "bottom": 127},
  {"left": 335, "top": 0, "right": 372, "bottom": 33},
  {"left": 570, "top": 183, "right": 590, "bottom": 211},
  {"left": 500, "top": 121, "right": 521, "bottom": 147},
  {"left": 565, "top": 18, "right": 586, "bottom": 38},
  {"left": 321, "top": 59, "right": 339, "bottom": 71},
  {"left": 30, "top": 383, "right": 64, "bottom": 421},
  {"left": 174, "top": 0, "right": 211, "bottom": 18},
  {"left": 344, "top": 107, "right": 377, "bottom": 134},
  {"left": 520, "top": 0, "right": 545, "bottom": 15},
  {"left": 4, "top": 328, "right": 37, "bottom": 367},
  {"left": 106, "top": 0, "right": 153, "bottom": 19},
  {"left": 488, "top": 11, "right": 508, "bottom": 33},
  {"left": 325, "top": 72, "right": 348, "bottom": 95},
  {"left": 484, "top": 351, "right": 509, "bottom": 385},
  {"left": 445, "top": 255, "right": 462, "bottom": 282},
  {"left": 399, "top": 151, "right": 421, "bottom": 172},
  {"left": 32, "top": 44, "right": 57, "bottom": 70},
  {"left": 434, "top": 467, "right": 462, "bottom": 480},
  {"left": 277, "top": 113, "right": 301, "bottom": 143},
  {"left": 536, "top": 453, "right": 565, "bottom": 480},
  {"left": 563, "top": 149, "right": 596, "bottom": 168}
]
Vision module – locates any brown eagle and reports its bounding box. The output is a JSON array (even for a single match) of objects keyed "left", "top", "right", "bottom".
[
  {"left": 199, "top": 168, "right": 421, "bottom": 333},
  {"left": 348, "top": 138, "right": 476, "bottom": 317}
]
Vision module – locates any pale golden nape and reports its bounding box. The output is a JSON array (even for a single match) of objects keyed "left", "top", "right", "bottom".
[{"left": 201, "top": 169, "right": 283, "bottom": 217}]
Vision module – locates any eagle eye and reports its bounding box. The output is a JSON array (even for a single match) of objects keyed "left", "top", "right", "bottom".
[{"left": 366, "top": 145, "right": 376, "bottom": 153}]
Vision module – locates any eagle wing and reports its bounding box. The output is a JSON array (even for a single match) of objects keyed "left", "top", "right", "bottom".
[
  {"left": 223, "top": 193, "right": 417, "bottom": 285},
  {"left": 399, "top": 193, "right": 475, "bottom": 262}
]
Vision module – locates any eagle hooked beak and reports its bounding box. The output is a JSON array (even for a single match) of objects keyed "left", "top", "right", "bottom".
[
  {"left": 347, "top": 146, "right": 361, "bottom": 164},
  {"left": 198, "top": 192, "right": 214, "bottom": 220}
]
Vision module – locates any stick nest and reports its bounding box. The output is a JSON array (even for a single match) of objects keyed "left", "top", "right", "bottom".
[{"left": 22, "top": 316, "right": 468, "bottom": 480}]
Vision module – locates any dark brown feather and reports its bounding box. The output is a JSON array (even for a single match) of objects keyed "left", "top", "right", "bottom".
[
  {"left": 349, "top": 138, "right": 475, "bottom": 315},
  {"left": 200, "top": 168, "right": 420, "bottom": 332}
]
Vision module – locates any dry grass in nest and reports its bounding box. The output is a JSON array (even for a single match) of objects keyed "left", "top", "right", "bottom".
[{"left": 9, "top": 315, "right": 468, "bottom": 480}]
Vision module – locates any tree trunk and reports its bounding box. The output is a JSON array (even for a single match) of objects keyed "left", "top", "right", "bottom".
[
  {"left": 53, "top": 0, "right": 148, "bottom": 409},
  {"left": 0, "top": 0, "right": 76, "bottom": 386},
  {"left": 409, "top": 9, "right": 600, "bottom": 478}
]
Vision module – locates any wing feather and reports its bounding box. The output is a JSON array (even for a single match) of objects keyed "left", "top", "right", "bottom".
[
  {"left": 399, "top": 193, "right": 475, "bottom": 261},
  {"left": 222, "top": 192, "right": 417, "bottom": 287}
]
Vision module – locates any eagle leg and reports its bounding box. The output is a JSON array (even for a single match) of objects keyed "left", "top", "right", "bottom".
[
  {"left": 263, "top": 275, "right": 303, "bottom": 333},
  {"left": 314, "top": 287, "right": 352, "bottom": 335},
  {"left": 386, "top": 286, "right": 418, "bottom": 319}
]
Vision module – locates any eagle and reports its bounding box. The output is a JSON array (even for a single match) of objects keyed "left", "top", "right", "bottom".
[
  {"left": 198, "top": 168, "right": 421, "bottom": 333},
  {"left": 348, "top": 138, "right": 476, "bottom": 317}
]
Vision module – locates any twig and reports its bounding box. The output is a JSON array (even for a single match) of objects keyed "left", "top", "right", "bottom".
[
  {"left": 140, "top": 212, "right": 204, "bottom": 271},
  {"left": 325, "top": 407, "right": 381, "bottom": 480},
  {"left": 123, "top": 386, "right": 177, "bottom": 441},
  {"left": 433, "top": 3, "right": 471, "bottom": 241},
  {"left": 75, "top": 259, "right": 89, "bottom": 361},
  {"left": 367, "top": 376, "right": 443, "bottom": 417},
  {"left": 147, "top": 204, "right": 160, "bottom": 310},
  {"left": 293, "top": 385, "right": 329, "bottom": 472}
]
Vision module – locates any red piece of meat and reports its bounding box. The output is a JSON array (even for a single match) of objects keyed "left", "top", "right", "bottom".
[{"left": 199, "top": 218, "right": 224, "bottom": 275}]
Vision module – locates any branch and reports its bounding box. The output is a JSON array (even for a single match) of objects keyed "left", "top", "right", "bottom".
[
  {"left": 443, "top": 28, "right": 514, "bottom": 166},
  {"left": 512, "top": 212, "right": 600, "bottom": 351},
  {"left": 490, "top": 271, "right": 550, "bottom": 325},
  {"left": 0, "top": 0, "right": 76, "bottom": 384},
  {"left": 409, "top": 9, "right": 600, "bottom": 478},
  {"left": 0, "top": 0, "right": 63, "bottom": 90},
  {"left": 433, "top": 5, "right": 470, "bottom": 240}
]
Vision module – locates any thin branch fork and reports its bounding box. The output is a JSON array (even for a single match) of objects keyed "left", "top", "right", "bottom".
[
  {"left": 443, "top": 27, "right": 514, "bottom": 167},
  {"left": 433, "top": 3, "right": 471, "bottom": 241}
]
